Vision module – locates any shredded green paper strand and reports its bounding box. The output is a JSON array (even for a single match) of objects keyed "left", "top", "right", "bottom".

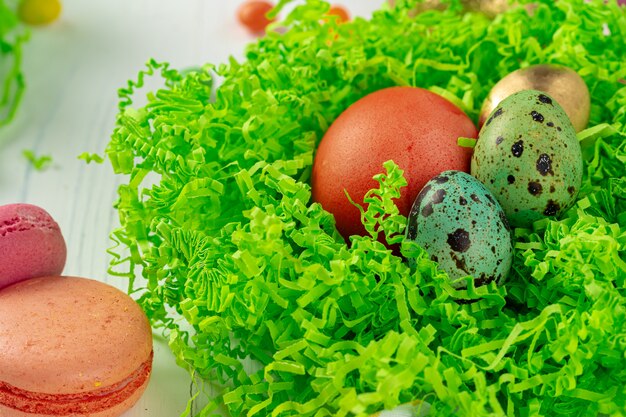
[
  {"left": 0, "top": 0, "right": 27, "bottom": 127},
  {"left": 105, "top": 1, "right": 626, "bottom": 416}
]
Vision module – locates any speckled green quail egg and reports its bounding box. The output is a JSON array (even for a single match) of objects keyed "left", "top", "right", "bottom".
[
  {"left": 405, "top": 170, "right": 512, "bottom": 288},
  {"left": 471, "top": 90, "right": 583, "bottom": 228}
]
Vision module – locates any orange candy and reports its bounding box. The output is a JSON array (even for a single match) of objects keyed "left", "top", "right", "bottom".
[
  {"left": 237, "top": 1, "right": 275, "bottom": 34},
  {"left": 327, "top": 5, "right": 350, "bottom": 23}
]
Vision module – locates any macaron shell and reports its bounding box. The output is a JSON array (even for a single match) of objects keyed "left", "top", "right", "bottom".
[
  {"left": 0, "top": 204, "right": 66, "bottom": 289},
  {"left": 0, "top": 276, "right": 153, "bottom": 395},
  {"left": 0, "top": 375, "right": 150, "bottom": 417}
]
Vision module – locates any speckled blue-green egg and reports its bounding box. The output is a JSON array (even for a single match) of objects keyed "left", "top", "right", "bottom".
[
  {"left": 471, "top": 90, "right": 583, "bottom": 227},
  {"left": 405, "top": 170, "right": 513, "bottom": 288}
]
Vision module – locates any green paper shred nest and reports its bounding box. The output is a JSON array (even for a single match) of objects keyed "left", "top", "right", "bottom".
[
  {"left": 105, "top": 0, "right": 626, "bottom": 416},
  {"left": 0, "top": 0, "right": 27, "bottom": 127}
]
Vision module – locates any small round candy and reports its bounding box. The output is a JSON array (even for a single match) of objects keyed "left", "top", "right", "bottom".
[
  {"left": 327, "top": 5, "right": 350, "bottom": 23},
  {"left": 237, "top": 0, "right": 275, "bottom": 34},
  {"left": 18, "top": 0, "right": 61, "bottom": 26},
  {"left": 0, "top": 203, "right": 66, "bottom": 290}
]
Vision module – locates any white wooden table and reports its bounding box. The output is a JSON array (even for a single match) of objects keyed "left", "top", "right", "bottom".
[{"left": 0, "top": 1, "right": 381, "bottom": 415}]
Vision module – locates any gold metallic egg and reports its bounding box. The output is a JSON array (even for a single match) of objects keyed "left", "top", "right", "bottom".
[
  {"left": 462, "top": 0, "right": 511, "bottom": 18},
  {"left": 479, "top": 64, "right": 591, "bottom": 132},
  {"left": 388, "top": 0, "right": 513, "bottom": 18}
]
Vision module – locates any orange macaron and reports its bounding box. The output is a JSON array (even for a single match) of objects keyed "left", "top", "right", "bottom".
[{"left": 0, "top": 276, "right": 153, "bottom": 417}]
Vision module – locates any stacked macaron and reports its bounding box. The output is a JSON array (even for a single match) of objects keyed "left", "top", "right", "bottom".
[
  {"left": 0, "top": 203, "right": 66, "bottom": 289},
  {"left": 0, "top": 204, "right": 153, "bottom": 417}
]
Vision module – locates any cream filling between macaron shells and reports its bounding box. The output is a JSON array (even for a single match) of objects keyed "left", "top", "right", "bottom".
[{"left": 0, "top": 353, "right": 153, "bottom": 415}]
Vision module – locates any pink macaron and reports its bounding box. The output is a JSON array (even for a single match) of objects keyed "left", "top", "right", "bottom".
[
  {"left": 0, "top": 203, "right": 67, "bottom": 290},
  {"left": 0, "top": 276, "right": 154, "bottom": 417}
]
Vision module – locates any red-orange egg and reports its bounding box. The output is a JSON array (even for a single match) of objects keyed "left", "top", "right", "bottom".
[
  {"left": 311, "top": 86, "right": 477, "bottom": 241},
  {"left": 237, "top": 1, "right": 275, "bottom": 34}
]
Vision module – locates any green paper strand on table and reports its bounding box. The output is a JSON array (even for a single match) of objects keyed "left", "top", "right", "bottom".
[{"left": 0, "top": 0, "right": 27, "bottom": 128}]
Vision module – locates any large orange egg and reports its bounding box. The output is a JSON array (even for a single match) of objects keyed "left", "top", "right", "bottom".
[{"left": 311, "top": 86, "right": 477, "bottom": 240}]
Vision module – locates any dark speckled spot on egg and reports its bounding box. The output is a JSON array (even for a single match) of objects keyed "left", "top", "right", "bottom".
[
  {"left": 434, "top": 175, "right": 449, "bottom": 184},
  {"left": 538, "top": 94, "right": 553, "bottom": 105},
  {"left": 544, "top": 200, "right": 560, "bottom": 216},
  {"left": 536, "top": 154, "right": 554, "bottom": 176},
  {"left": 507, "top": 175, "right": 515, "bottom": 184},
  {"left": 557, "top": 126, "right": 562, "bottom": 131},
  {"left": 431, "top": 255, "right": 439, "bottom": 263},
  {"left": 496, "top": 136, "right": 504, "bottom": 145},
  {"left": 432, "top": 189, "right": 446, "bottom": 204},
  {"left": 406, "top": 223, "right": 417, "bottom": 239},
  {"left": 528, "top": 181, "right": 543, "bottom": 196},
  {"left": 512, "top": 140, "right": 524, "bottom": 157},
  {"left": 568, "top": 186, "right": 576, "bottom": 195},
  {"left": 450, "top": 252, "right": 470, "bottom": 274},
  {"left": 498, "top": 211, "right": 511, "bottom": 231},
  {"left": 409, "top": 185, "right": 432, "bottom": 218},
  {"left": 486, "top": 107, "right": 504, "bottom": 126},
  {"left": 550, "top": 185, "right": 555, "bottom": 193},
  {"left": 470, "top": 194, "right": 481, "bottom": 203},
  {"left": 547, "top": 121, "right": 554, "bottom": 127},
  {"left": 485, "top": 194, "right": 496, "bottom": 206},
  {"left": 422, "top": 203, "right": 434, "bottom": 217},
  {"left": 459, "top": 196, "right": 467, "bottom": 205},
  {"left": 447, "top": 228, "right": 471, "bottom": 253},
  {"left": 530, "top": 110, "right": 544, "bottom": 123},
  {"left": 475, "top": 273, "right": 496, "bottom": 287}
]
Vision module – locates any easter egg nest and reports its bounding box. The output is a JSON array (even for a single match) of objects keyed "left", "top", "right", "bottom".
[{"left": 105, "top": 0, "right": 626, "bottom": 416}]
